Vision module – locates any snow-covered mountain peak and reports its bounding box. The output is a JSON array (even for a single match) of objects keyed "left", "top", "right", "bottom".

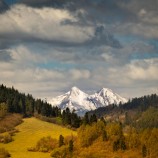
[
  {"left": 49, "top": 87, "right": 127, "bottom": 116},
  {"left": 71, "top": 86, "right": 80, "bottom": 91},
  {"left": 70, "top": 86, "right": 87, "bottom": 97},
  {"left": 98, "top": 88, "right": 113, "bottom": 96}
]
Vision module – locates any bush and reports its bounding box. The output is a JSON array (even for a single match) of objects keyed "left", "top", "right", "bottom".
[
  {"left": 51, "top": 146, "right": 68, "bottom": 158},
  {"left": 0, "top": 148, "right": 11, "bottom": 158},
  {"left": 0, "top": 133, "right": 13, "bottom": 144},
  {"left": 27, "top": 147, "right": 37, "bottom": 152},
  {"left": 35, "top": 136, "right": 58, "bottom": 152},
  {"left": 8, "top": 129, "right": 19, "bottom": 136},
  {"left": 35, "top": 114, "right": 62, "bottom": 125},
  {"left": 78, "top": 121, "right": 106, "bottom": 147},
  {"left": 0, "top": 114, "right": 23, "bottom": 133}
]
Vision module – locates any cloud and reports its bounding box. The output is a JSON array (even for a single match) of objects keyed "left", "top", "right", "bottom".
[
  {"left": 0, "top": 0, "right": 157, "bottom": 100},
  {"left": 127, "top": 59, "right": 158, "bottom": 80},
  {"left": 116, "top": 22, "right": 158, "bottom": 39},
  {"left": 0, "top": 3, "right": 123, "bottom": 52},
  {"left": 0, "top": 4, "right": 94, "bottom": 45},
  {"left": 0, "top": 50, "right": 12, "bottom": 61},
  {"left": 69, "top": 69, "right": 91, "bottom": 80},
  {"left": 0, "top": 50, "right": 158, "bottom": 99}
]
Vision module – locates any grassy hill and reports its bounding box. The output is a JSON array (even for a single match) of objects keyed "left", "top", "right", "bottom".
[{"left": 0, "top": 117, "right": 76, "bottom": 158}]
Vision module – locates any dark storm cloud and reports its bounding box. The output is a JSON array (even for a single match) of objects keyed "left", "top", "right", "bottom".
[
  {"left": 0, "top": 2, "right": 122, "bottom": 53},
  {"left": 3, "top": 0, "right": 158, "bottom": 23},
  {"left": 14, "top": 0, "right": 137, "bottom": 24},
  {"left": 0, "top": 0, "right": 157, "bottom": 57},
  {"left": 88, "top": 25, "right": 122, "bottom": 48},
  {"left": 16, "top": 0, "right": 66, "bottom": 8}
]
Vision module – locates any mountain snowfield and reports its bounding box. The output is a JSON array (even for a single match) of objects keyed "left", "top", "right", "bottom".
[{"left": 49, "top": 87, "right": 127, "bottom": 116}]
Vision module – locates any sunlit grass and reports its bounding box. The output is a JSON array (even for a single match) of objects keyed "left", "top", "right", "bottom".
[{"left": 0, "top": 117, "right": 76, "bottom": 158}]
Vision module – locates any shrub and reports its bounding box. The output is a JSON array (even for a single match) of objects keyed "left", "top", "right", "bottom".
[
  {"left": 27, "top": 147, "right": 37, "bottom": 152},
  {"left": 0, "top": 148, "right": 11, "bottom": 158},
  {"left": 0, "top": 133, "right": 13, "bottom": 144},
  {"left": 51, "top": 146, "right": 68, "bottom": 158},
  {"left": 0, "top": 114, "right": 23, "bottom": 133},
  {"left": 78, "top": 121, "right": 106, "bottom": 147},
  {"left": 36, "top": 136, "right": 58, "bottom": 152}
]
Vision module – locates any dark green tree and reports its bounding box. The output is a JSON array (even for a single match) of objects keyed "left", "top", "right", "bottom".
[
  {"left": 113, "top": 140, "right": 119, "bottom": 151},
  {"left": 90, "top": 114, "right": 97, "bottom": 124},
  {"left": 69, "top": 140, "right": 74, "bottom": 152},
  {"left": 71, "top": 112, "right": 81, "bottom": 128},
  {"left": 142, "top": 144, "right": 147, "bottom": 157},
  {"left": 100, "top": 116, "right": 106, "bottom": 125},
  {"left": 83, "top": 112, "right": 89, "bottom": 125},
  {"left": 102, "top": 130, "right": 108, "bottom": 141},
  {"left": 59, "top": 135, "right": 64, "bottom": 147}
]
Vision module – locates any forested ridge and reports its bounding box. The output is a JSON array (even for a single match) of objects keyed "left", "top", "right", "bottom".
[
  {"left": 0, "top": 84, "right": 81, "bottom": 128},
  {"left": 88, "top": 93, "right": 158, "bottom": 128},
  {"left": 0, "top": 84, "right": 60, "bottom": 117}
]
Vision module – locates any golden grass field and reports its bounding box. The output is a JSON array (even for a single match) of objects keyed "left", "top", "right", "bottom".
[{"left": 0, "top": 117, "right": 76, "bottom": 158}]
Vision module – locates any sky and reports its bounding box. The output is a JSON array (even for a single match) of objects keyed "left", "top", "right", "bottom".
[{"left": 0, "top": 0, "right": 158, "bottom": 100}]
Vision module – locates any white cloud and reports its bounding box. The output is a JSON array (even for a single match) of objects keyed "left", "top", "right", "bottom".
[
  {"left": 10, "top": 45, "right": 43, "bottom": 63},
  {"left": 138, "top": 9, "right": 147, "bottom": 17},
  {"left": 0, "top": 3, "right": 157, "bottom": 100},
  {"left": 127, "top": 58, "right": 158, "bottom": 80},
  {"left": 115, "top": 22, "right": 158, "bottom": 38},
  {"left": 69, "top": 69, "right": 91, "bottom": 80},
  {"left": 0, "top": 5, "right": 94, "bottom": 43}
]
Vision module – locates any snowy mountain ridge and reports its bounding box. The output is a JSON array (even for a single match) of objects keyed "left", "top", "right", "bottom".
[{"left": 49, "top": 87, "right": 127, "bottom": 116}]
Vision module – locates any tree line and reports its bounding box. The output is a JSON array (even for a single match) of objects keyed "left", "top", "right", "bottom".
[
  {"left": 0, "top": 84, "right": 81, "bottom": 128},
  {"left": 0, "top": 84, "right": 61, "bottom": 117}
]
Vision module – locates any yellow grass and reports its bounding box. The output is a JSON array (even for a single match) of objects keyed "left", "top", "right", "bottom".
[{"left": 0, "top": 117, "right": 76, "bottom": 158}]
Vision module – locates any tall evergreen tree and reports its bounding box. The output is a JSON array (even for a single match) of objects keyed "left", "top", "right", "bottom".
[
  {"left": 69, "top": 140, "right": 74, "bottom": 152},
  {"left": 83, "top": 112, "right": 89, "bottom": 125},
  {"left": 142, "top": 144, "right": 147, "bottom": 157},
  {"left": 59, "top": 135, "right": 64, "bottom": 147},
  {"left": 90, "top": 114, "right": 97, "bottom": 124}
]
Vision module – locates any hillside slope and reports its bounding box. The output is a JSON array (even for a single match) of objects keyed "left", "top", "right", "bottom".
[{"left": 0, "top": 117, "right": 76, "bottom": 158}]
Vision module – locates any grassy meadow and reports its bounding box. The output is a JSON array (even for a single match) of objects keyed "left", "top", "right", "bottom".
[{"left": 0, "top": 117, "right": 76, "bottom": 158}]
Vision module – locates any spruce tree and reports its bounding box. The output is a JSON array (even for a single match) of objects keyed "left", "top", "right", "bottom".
[
  {"left": 142, "top": 144, "right": 147, "bottom": 157},
  {"left": 102, "top": 130, "right": 108, "bottom": 141},
  {"left": 83, "top": 112, "right": 89, "bottom": 125},
  {"left": 90, "top": 114, "right": 97, "bottom": 124},
  {"left": 59, "top": 135, "right": 64, "bottom": 147},
  {"left": 69, "top": 140, "right": 74, "bottom": 152}
]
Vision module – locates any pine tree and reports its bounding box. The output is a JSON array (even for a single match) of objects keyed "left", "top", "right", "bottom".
[
  {"left": 90, "top": 114, "right": 97, "bottom": 124},
  {"left": 142, "top": 144, "right": 147, "bottom": 157},
  {"left": 59, "top": 135, "right": 64, "bottom": 147},
  {"left": 113, "top": 140, "right": 119, "bottom": 151},
  {"left": 69, "top": 140, "right": 74, "bottom": 152},
  {"left": 102, "top": 130, "right": 108, "bottom": 141},
  {"left": 100, "top": 116, "right": 106, "bottom": 125},
  {"left": 83, "top": 112, "right": 89, "bottom": 125}
]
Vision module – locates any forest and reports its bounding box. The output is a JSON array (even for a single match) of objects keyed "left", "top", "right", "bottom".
[
  {"left": 0, "top": 84, "right": 158, "bottom": 158},
  {"left": 0, "top": 84, "right": 81, "bottom": 129}
]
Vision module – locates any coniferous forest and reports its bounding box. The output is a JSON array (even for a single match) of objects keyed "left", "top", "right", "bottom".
[
  {"left": 0, "top": 84, "right": 158, "bottom": 158},
  {"left": 0, "top": 84, "right": 81, "bottom": 128}
]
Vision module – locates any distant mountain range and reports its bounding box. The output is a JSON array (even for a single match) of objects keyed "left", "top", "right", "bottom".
[{"left": 49, "top": 87, "right": 127, "bottom": 116}]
